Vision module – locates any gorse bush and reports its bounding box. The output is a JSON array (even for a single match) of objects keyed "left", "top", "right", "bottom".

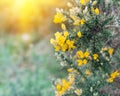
[{"left": 50, "top": 0, "right": 120, "bottom": 96}]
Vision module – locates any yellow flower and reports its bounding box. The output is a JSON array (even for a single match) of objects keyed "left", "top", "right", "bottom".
[
  {"left": 80, "top": 19, "right": 86, "bottom": 25},
  {"left": 107, "top": 70, "right": 120, "bottom": 83},
  {"left": 108, "top": 48, "right": 114, "bottom": 56},
  {"left": 61, "top": 44, "right": 67, "bottom": 52},
  {"left": 56, "top": 84, "right": 62, "bottom": 91},
  {"left": 53, "top": 12, "right": 67, "bottom": 23},
  {"left": 73, "top": 20, "right": 81, "bottom": 26},
  {"left": 66, "top": 40, "right": 75, "bottom": 51},
  {"left": 71, "top": 15, "right": 85, "bottom": 26},
  {"left": 61, "top": 23, "right": 66, "bottom": 30},
  {"left": 74, "top": 89, "right": 82, "bottom": 95},
  {"left": 94, "top": 8, "right": 100, "bottom": 15},
  {"left": 83, "top": 59, "right": 88, "bottom": 64},
  {"left": 91, "top": 7, "right": 100, "bottom": 15},
  {"left": 50, "top": 31, "right": 75, "bottom": 52},
  {"left": 77, "top": 60, "right": 83, "bottom": 66},
  {"left": 84, "top": 51, "right": 90, "bottom": 58},
  {"left": 55, "top": 79, "right": 73, "bottom": 96},
  {"left": 54, "top": 46, "right": 61, "bottom": 51},
  {"left": 76, "top": 51, "right": 84, "bottom": 58},
  {"left": 80, "top": 0, "right": 90, "bottom": 5},
  {"left": 55, "top": 32, "right": 62, "bottom": 39},
  {"left": 107, "top": 78, "right": 114, "bottom": 83},
  {"left": 93, "top": 54, "right": 98, "bottom": 60},
  {"left": 64, "top": 31, "right": 69, "bottom": 37},
  {"left": 92, "top": 1, "right": 97, "bottom": 5},
  {"left": 57, "top": 36, "right": 66, "bottom": 46},
  {"left": 102, "top": 47, "right": 108, "bottom": 51},
  {"left": 85, "top": 69, "right": 91, "bottom": 76},
  {"left": 110, "top": 70, "right": 119, "bottom": 79},
  {"left": 77, "top": 31, "right": 82, "bottom": 38}
]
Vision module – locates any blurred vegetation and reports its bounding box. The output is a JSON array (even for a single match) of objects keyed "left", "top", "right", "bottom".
[
  {"left": 0, "top": 33, "right": 67, "bottom": 96},
  {"left": 0, "top": 0, "right": 69, "bottom": 96}
]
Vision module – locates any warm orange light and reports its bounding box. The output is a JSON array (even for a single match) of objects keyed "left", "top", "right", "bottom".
[{"left": 0, "top": 0, "right": 68, "bottom": 33}]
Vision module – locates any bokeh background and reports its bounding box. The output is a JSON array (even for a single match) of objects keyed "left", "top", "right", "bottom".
[
  {"left": 0, "top": 0, "right": 119, "bottom": 96},
  {"left": 0, "top": 0, "right": 68, "bottom": 96}
]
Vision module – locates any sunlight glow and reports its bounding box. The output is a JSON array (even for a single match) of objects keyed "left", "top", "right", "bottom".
[
  {"left": 0, "top": 0, "right": 67, "bottom": 33},
  {"left": 21, "top": 33, "right": 30, "bottom": 41}
]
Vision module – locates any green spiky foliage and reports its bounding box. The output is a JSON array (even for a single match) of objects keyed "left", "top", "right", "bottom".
[{"left": 50, "top": 0, "right": 119, "bottom": 96}]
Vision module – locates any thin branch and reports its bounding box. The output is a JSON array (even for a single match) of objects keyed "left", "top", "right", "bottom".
[{"left": 105, "top": 25, "right": 120, "bottom": 29}]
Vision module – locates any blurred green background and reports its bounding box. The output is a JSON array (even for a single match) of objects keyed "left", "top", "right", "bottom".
[{"left": 0, "top": 0, "right": 68, "bottom": 96}]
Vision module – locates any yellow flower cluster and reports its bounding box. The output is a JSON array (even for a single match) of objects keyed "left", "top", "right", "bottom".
[
  {"left": 67, "top": 68, "right": 78, "bottom": 73},
  {"left": 76, "top": 50, "right": 90, "bottom": 66},
  {"left": 80, "top": 0, "right": 90, "bottom": 5},
  {"left": 101, "top": 47, "right": 114, "bottom": 56},
  {"left": 71, "top": 15, "right": 86, "bottom": 26},
  {"left": 53, "top": 12, "right": 67, "bottom": 24},
  {"left": 93, "top": 54, "right": 99, "bottom": 60},
  {"left": 55, "top": 78, "right": 74, "bottom": 96},
  {"left": 107, "top": 70, "right": 120, "bottom": 83},
  {"left": 50, "top": 32, "right": 75, "bottom": 52}
]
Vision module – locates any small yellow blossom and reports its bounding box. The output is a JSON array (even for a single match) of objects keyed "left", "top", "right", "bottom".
[
  {"left": 61, "top": 44, "right": 67, "bottom": 52},
  {"left": 83, "top": 59, "right": 88, "bottom": 64},
  {"left": 66, "top": 40, "right": 75, "bottom": 51},
  {"left": 67, "top": 68, "right": 74, "bottom": 73},
  {"left": 64, "top": 31, "right": 69, "bottom": 37},
  {"left": 110, "top": 70, "right": 119, "bottom": 79},
  {"left": 94, "top": 8, "right": 100, "bottom": 15},
  {"left": 84, "top": 51, "right": 90, "bottom": 58},
  {"left": 80, "top": 19, "right": 86, "bottom": 25},
  {"left": 107, "top": 78, "right": 113, "bottom": 83},
  {"left": 74, "top": 89, "right": 82, "bottom": 95},
  {"left": 108, "top": 48, "right": 114, "bottom": 56},
  {"left": 77, "top": 31, "right": 82, "bottom": 38},
  {"left": 85, "top": 69, "right": 91, "bottom": 76},
  {"left": 54, "top": 46, "right": 61, "bottom": 51},
  {"left": 102, "top": 47, "right": 108, "bottom": 51},
  {"left": 73, "top": 20, "right": 81, "bottom": 26},
  {"left": 92, "top": 1, "right": 97, "bottom": 5},
  {"left": 55, "top": 79, "right": 73, "bottom": 96},
  {"left": 91, "top": 7, "right": 100, "bottom": 15},
  {"left": 77, "top": 60, "right": 83, "bottom": 66},
  {"left": 80, "top": 0, "right": 90, "bottom": 5},
  {"left": 71, "top": 15, "right": 86, "bottom": 26},
  {"left": 56, "top": 84, "right": 62, "bottom": 91},
  {"left": 93, "top": 54, "right": 98, "bottom": 60},
  {"left": 61, "top": 23, "right": 66, "bottom": 30},
  {"left": 67, "top": 68, "right": 78, "bottom": 73},
  {"left": 53, "top": 12, "right": 67, "bottom": 23},
  {"left": 76, "top": 51, "right": 84, "bottom": 58},
  {"left": 107, "top": 70, "right": 120, "bottom": 83}
]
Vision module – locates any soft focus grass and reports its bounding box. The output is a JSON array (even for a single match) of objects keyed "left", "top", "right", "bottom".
[{"left": 0, "top": 33, "right": 64, "bottom": 96}]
